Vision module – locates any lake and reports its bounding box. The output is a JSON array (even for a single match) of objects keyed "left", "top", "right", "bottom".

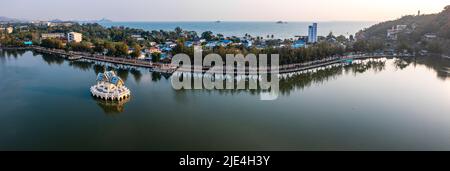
[
  {"left": 99, "top": 21, "right": 376, "bottom": 39},
  {"left": 1, "top": 50, "right": 450, "bottom": 150}
]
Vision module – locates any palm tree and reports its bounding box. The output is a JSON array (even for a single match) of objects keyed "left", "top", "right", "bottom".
[{"left": 175, "top": 27, "right": 183, "bottom": 35}]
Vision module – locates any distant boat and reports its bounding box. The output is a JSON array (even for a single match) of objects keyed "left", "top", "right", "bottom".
[
  {"left": 215, "top": 20, "right": 221, "bottom": 23},
  {"left": 276, "top": 21, "right": 287, "bottom": 24}
]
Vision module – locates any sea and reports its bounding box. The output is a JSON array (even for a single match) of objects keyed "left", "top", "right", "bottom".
[{"left": 98, "top": 21, "right": 376, "bottom": 39}]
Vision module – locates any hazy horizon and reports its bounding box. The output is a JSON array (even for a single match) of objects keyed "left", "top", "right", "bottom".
[{"left": 0, "top": 0, "right": 448, "bottom": 22}]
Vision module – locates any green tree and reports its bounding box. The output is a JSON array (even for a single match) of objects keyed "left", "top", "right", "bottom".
[
  {"left": 93, "top": 42, "right": 105, "bottom": 54},
  {"left": 397, "top": 41, "right": 412, "bottom": 53},
  {"left": 151, "top": 52, "right": 161, "bottom": 62},
  {"left": 41, "top": 39, "right": 64, "bottom": 49},
  {"left": 201, "top": 31, "right": 213, "bottom": 41},
  {"left": 336, "top": 35, "right": 347, "bottom": 43},
  {"left": 68, "top": 42, "right": 92, "bottom": 52},
  {"left": 130, "top": 45, "right": 142, "bottom": 58},
  {"left": 175, "top": 27, "right": 183, "bottom": 35},
  {"left": 114, "top": 42, "right": 129, "bottom": 57},
  {"left": 104, "top": 41, "right": 116, "bottom": 56},
  {"left": 427, "top": 41, "right": 442, "bottom": 53}
]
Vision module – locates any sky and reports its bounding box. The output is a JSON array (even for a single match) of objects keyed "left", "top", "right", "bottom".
[{"left": 0, "top": 0, "right": 449, "bottom": 22}]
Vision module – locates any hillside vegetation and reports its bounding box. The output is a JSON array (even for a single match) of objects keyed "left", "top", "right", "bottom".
[{"left": 356, "top": 5, "right": 450, "bottom": 54}]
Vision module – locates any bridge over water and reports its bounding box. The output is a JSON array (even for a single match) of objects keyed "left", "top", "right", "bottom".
[{"left": 5, "top": 46, "right": 414, "bottom": 74}]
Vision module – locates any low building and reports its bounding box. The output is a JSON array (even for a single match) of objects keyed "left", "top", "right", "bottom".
[
  {"left": 131, "top": 34, "right": 145, "bottom": 41},
  {"left": 23, "top": 41, "right": 33, "bottom": 46},
  {"left": 241, "top": 40, "right": 253, "bottom": 48},
  {"left": 166, "top": 42, "right": 177, "bottom": 48},
  {"left": 67, "top": 32, "right": 82, "bottom": 43},
  {"left": 387, "top": 26, "right": 399, "bottom": 40},
  {"left": 219, "top": 40, "right": 232, "bottom": 46},
  {"left": 396, "top": 25, "right": 407, "bottom": 31},
  {"left": 32, "top": 21, "right": 51, "bottom": 27},
  {"left": 424, "top": 33, "right": 437, "bottom": 40},
  {"left": 205, "top": 41, "right": 218, "bottom": 49},
  {"left": 292, "top": 39, "right": 306, "bottom": 48},
  {"left": 387, "top": 25, "right": 409, "bottom": 40},
  {"left": 161, "top": 47, "right": 173, "bottom": 52},
  {"left": 6, "top": 27, "right": 13, "bottom": 34},
  {"left": 127, "top": 48, "right": 135, "bottom": 54},
  {"left": 146, "top": 47, "right": 161, "bottom": 54},
  {"left": 184, "top": 41, "right": 194, "bottom": 47},
  {"left": 137, "top": 52, "right": 146, "bottom": 60},
  {"left": 41, "top": 33, "right": 66, "bottom": 39}
]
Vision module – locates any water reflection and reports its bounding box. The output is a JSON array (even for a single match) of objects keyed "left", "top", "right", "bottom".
[
  {"left": 4, "top": 50, "right": 447, "bottom": 96},
  {"left": 52, "top": 55, "right": 450, "bottom": 116},
  {"left": 130, "top": 68, "right": 142, "bottom": 83},
  {"left": 4, "top": 49, "right": 448, "bottom": 85},
  {"left": 40, "top": 53, "right": 65, "bottom": 65},
  {"left": 3, "top": 50, "right": 450, "bottom": 111},
  {"left": 0, "top": 49, "right": 27, "bottom": 58},
  {"left": 93, "top": 97, "right": 131, "bottom": 116},
  {"left": 69, "top": 60, "right": 94, "bottom": 71},
  {"left": 5, "top": 50, "right": 450, "bottom": 150},
  {"left": 279, "top": 59, "right": 386, "bottom": 95},
  {"left": 393, "top": 58, "right": 411, "bottom": 70},
  {"left": 412, "top": 55, "right": 450, "bottom": 80},
  {"left": 388, "top": 56, "right": 450, "bottom": 80},
  {"left": 93, "top": 64, "right": 104, "bottom": 75}
]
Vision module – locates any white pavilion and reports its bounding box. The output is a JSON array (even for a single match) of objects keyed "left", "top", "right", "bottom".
[{"left": 90, "top": 71, "right": 131, "bottom": 101}]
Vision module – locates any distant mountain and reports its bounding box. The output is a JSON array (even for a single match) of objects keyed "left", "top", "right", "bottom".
[
  {"left": 98, "top": 18, "right": 113, "bottom": 23},
  {"left": 49, "top": 19, "right": 65, "bottom": 23},
  {"left": 74, "top": 18, "right": 113, "bottom": 24},
  {"left": 0, "top": 16, "right": 27, "bottom": 23}
]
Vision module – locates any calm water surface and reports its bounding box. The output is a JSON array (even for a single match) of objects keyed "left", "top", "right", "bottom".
[{"left": 1, "top": 50, "right": 450, "bottom": 150}]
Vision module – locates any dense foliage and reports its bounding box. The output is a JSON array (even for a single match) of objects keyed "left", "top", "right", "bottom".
[{"left": 2, "top": 20, "right": 357, "bottom": 64}]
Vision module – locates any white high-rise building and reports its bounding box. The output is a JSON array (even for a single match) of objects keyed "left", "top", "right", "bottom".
[
  {"left": 67, "top": 32, "right": 82, "bottom": 43},
  {"left": 308, "top": 23, "right": 318, "bottom": 43}
]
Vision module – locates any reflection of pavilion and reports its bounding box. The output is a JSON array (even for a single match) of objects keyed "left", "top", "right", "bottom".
[
  {"left": 91, "top": 71, "right": 131, "bottom": 101},
  {"left": 94, "top": 97, "right": 130, "bottom": 115}
]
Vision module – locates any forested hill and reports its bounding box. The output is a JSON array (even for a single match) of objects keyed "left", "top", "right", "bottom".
[
  {"left": 354, "top": 5, "right": 450, "bottom": 54},
  {"left": 357, "top": 5, "right": 450, "bottom": 41}
]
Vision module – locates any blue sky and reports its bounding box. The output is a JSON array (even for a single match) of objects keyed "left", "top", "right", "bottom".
[{"left": 0, "top": 0, "right": 448, "bottom": 21}]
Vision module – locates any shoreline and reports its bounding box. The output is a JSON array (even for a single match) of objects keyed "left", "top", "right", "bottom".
[{"left": 0, "top": 46, "right": 414, "bottom": 74}]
